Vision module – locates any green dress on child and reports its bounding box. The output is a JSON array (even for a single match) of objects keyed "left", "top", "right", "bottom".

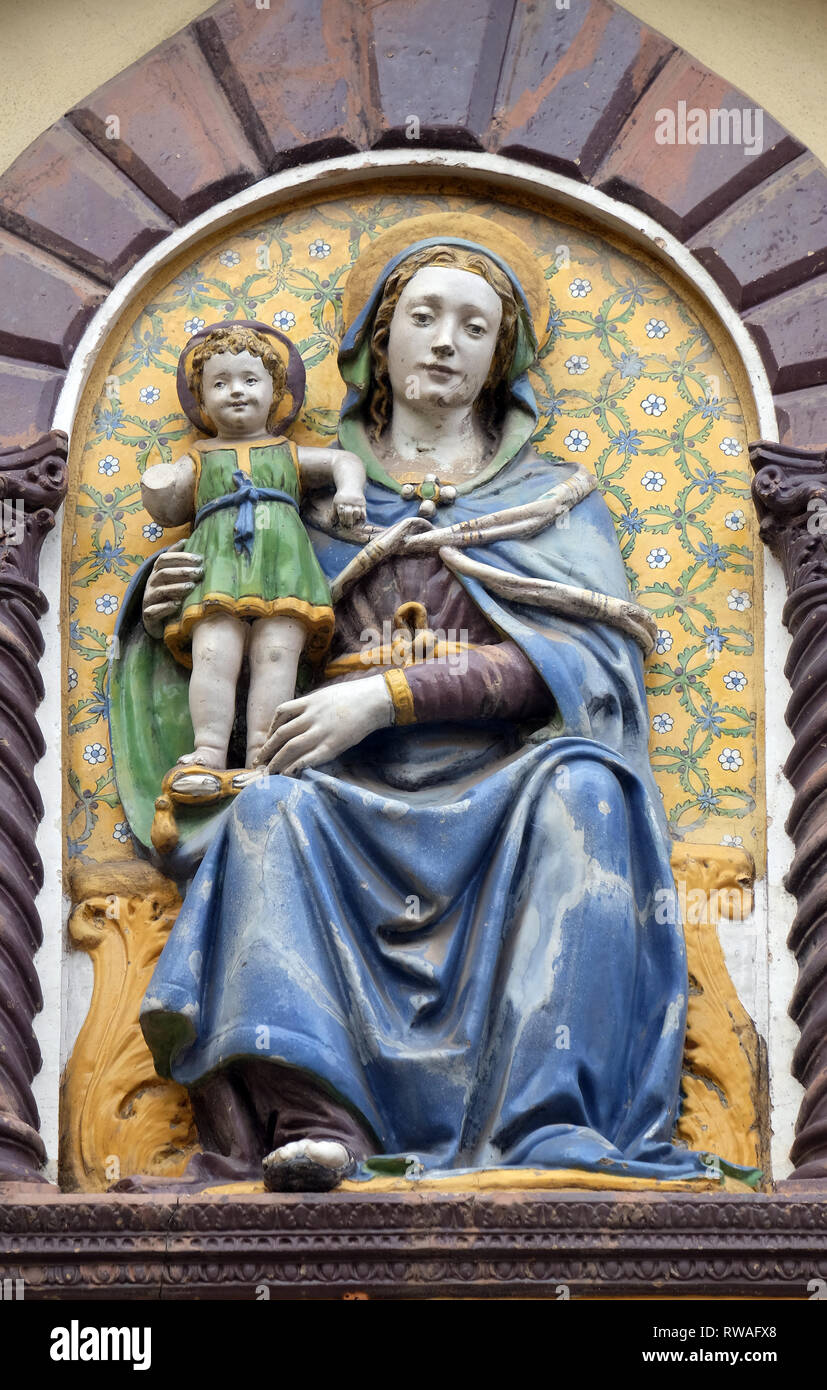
[{"left": 163, "top": 437, "right": 334, "bottom": 668}]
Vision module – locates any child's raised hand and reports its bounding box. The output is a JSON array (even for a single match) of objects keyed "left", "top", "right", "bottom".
[{"left": 334, "top": 491, "right": 367, "bottom": 528}]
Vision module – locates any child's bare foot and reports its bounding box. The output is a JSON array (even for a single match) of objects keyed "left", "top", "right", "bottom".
[{"left": 176, "top": 747, "right": 226, "bottom": 770}]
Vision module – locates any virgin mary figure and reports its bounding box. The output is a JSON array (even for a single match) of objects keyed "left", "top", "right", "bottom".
[{"left": 112, "top": 216, "right": 747, "bottom": 1192}]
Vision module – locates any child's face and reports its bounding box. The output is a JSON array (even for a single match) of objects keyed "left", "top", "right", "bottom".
[{"left": 201, "top": 349, "right": 274, "bottom": 438}]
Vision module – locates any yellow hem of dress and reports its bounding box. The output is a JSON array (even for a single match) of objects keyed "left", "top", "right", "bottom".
[
  {"left": 199, "top": 1169, "right": 755, "bottom": 1197},
  {"left": 164, "top": 593, "right": 335, "bottom": 669}
]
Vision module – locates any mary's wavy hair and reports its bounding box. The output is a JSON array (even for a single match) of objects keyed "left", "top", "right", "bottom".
[
  {"left": 366, "top": 246, "right": 520, "bottom": 440},
  {"left": 187, "top": 326, "right": 287, "bottom": 434}
]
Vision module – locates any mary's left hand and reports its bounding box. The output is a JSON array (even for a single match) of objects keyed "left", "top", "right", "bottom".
[{"left": 253, "top": 674, "right": 394, "bottom": 776}]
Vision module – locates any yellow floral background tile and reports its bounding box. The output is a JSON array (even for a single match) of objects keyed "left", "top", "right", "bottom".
[{"left": 65, "top": 187, "right": 761, "bottom": 866}]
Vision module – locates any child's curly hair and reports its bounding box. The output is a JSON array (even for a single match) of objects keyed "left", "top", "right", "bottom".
[
  {"left": 187, "top": 326, "right": 287, "bottom": 433},
  {"left": 366, "top": 245, "right": 519, "bottom": 441}
]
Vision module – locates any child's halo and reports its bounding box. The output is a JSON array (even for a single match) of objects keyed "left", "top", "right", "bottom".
[{"left": 177, "top": 319, "right": 306, "bottom": 434}]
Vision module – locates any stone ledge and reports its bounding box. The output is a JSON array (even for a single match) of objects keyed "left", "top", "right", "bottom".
[{"left": 0, "top": 1189, "right": 825, "bottom": 1299}]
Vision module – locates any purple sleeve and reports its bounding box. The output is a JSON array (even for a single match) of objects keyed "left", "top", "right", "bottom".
[{"left": 403, "top": 641, "right": 552, "bottom": 723}]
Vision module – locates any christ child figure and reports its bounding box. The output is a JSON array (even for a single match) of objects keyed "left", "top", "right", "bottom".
[{"left": 141, "top": 322, "right": 365, "bottom": 771}]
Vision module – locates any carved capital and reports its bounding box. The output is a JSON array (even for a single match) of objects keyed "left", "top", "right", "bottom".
[
  {"left": 0, "top": 430, "right": 68, "bottom": 1182},
  {"left": 0, "top": 430, "right": 69, "bottom": 509},
  {"left": 751, "top": 440, "right": 827, "bottom": 598},
  {"left": 751, "top": 437, "right": 827, "bottom": 1180}
]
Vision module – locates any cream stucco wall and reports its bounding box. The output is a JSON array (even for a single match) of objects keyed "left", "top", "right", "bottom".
[
  {"left": 0, "top": 0, "right": 824, "bottom": 175},
  {"left": 0, "top": 0, "right": 211, "bottom": 174}
]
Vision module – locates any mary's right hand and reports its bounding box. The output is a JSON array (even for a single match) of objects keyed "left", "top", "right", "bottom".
[{"left": 142, "top": 539, "right": 204, "bottom": 639}]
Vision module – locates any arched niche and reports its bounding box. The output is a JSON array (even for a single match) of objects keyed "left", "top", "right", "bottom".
[
  {"left": 47, "top": 154, "right": 772, "bottom": 1190},
  {"left": 1, "top": 0, "right": 825, "bottom": 1300}
]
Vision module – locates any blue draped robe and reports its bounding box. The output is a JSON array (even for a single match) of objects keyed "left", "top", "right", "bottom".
[{"left": 140, "top": 445, "right": 725, "bottom": 1181}]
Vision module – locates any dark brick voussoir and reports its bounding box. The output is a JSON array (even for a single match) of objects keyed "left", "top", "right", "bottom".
[
  {"left": 368, "top": 0, "right": 513, "bottom": 151},
  {"left": 688, "top": 154, "right": 827, "bottom": 312},
  {"left": 773, "top": 385, "right": 827, "bottom": 451},
  {"left": 745, "top": 274, "right": 827, "bottom": 396},
  {"left": 0, "top": 358, "right": 65, "bottom": 450},
  {"left": 195, "top": 0, "right": 374, "bottom": 174},
  {"left": 594, "top": 51, "right": 802, "bottom": 241},
  {"left": 490, "top": 0, "right": 674, "bottom": 182},
  {"left": 0, "top": 120, "right": 173, "bottom": 287},
  {"left": 0, "top": 229, "right": 104, "bottom": 369},
  {"left": 67, "top": 30, "right": 264, "bottom": 226}
]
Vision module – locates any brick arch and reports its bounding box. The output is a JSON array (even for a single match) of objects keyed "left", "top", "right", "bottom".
[{"left": 0, "top": 0, "right": 824, "bottom": 1211}]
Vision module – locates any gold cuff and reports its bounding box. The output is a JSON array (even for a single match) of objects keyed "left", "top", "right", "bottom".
[{"left": 384, "top": 669, "right": 416, "bottom": 726}]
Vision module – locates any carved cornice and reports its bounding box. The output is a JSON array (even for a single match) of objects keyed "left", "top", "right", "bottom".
[
  {"left": 752, "top": 439, "right": 827, "bottom": 1180},
  {"left": 0, "top": 1191, "right": 825, "bottom": 1298},
  {"left": 0, "top": 429, "right": 68, "bottom": 1181}
]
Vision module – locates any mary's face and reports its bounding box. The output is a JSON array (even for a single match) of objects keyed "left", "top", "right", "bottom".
[{"left": 386, "top": 265, "right": 503, "bottom": 411}]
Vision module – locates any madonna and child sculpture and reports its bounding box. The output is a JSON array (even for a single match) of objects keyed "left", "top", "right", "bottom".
[{"left": 109, "top": 216, "right": 746, "bottom": 1193}]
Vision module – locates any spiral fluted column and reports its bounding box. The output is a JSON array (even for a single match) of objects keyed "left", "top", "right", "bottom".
[
  {"left": 752, "top": 439, "right": 827, "bottom": 1181},
  {"left": 0, "top": 430, "right": 67, "bottom": 1182}
]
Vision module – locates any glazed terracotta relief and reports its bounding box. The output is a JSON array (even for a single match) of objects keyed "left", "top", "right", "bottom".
[{"left": 60, "top": 187, "right": 765, "bottom": 1193}]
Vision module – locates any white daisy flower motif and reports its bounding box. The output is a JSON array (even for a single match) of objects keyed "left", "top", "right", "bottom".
[
  {"left": 641, "top": 469, "right": 666, "bottom": 492},
  {"left": 646, "top": 547, "right": 670, "bottom": 569},
  {"left": 142, "top": 522, "right": 164, "bottom": 541},
  {"left": 308, "top": 239, "right": 331, "bottom": 259},
  {"left": 641, "top": 393, "right": 667, "bottom": 417},
  {"left": 645, "top": 318, "right": 669, "bottom": 339},
  {"left": 723, "top": 670, "right": 747, "bottom": 692},
  {"left": 67, "top": 667, "right": 78, "bottom": 691},
  {"left": 727, "top": 588, "right": 751, "bottom": 612},
  {"left": 564, "top": 428, "right": 590, "bottom": 453},
  {"left": 185, "top": 317, "right": 205, "bottom": 334},
  {"left": 564, "top": 354, "right": 589, "bottom": 374},
  {"left": 139, "top": 385, "right": 160, "bottom": 405},
  {"left": 721, "top": 834, "right": 743, "bottom": 847},
  {"left": 720, "top": 436, "right": 743, "bottom": 457},
  {"left": 95, "top": 593, "right": 119, "bottom": 616},
  {"left": 83, "top": 742, "right": 108, "bottom": 766},
  {"left": 569, "top": 277, "right": 592, "bottom": 298},
  {"left": 97, "top": 454, "right": 119, "bottom": 476},
  {"left": 113, "top": 821, "right": 131, "bottom": 844},
  {"left": 273, "top": 310, "right": 296, "bottom": 331},
  {"left": 652, "top": 712, "right": 674, "bottom": 733},
  {"left": 718, "top": 746, "right": 743, "bottom": 772},
  {"left": 655, "top": 628, "right": 673, "bottom": 655},
  {"left": 218, "top": 250, "right": 241, "bottom": 267},
  {"left": 725, "top": 509, "right": 746, "bottom": 531}
]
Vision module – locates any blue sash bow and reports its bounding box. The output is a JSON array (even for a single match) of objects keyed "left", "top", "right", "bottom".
[{"left": 194, "top": 469, "right": 299, "bottom": 560}]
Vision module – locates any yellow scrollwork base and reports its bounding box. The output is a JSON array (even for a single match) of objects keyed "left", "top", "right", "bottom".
[
  {"left": 671, "top": 843, "right": 765, "bottom": 1174},
  {"left": 60, "top": 860, "right": 199, "bottom": 1191}
]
